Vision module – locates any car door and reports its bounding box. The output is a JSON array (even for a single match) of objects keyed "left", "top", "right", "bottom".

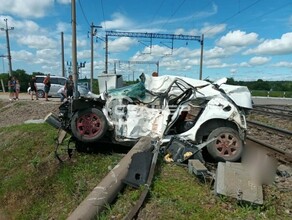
[{"left": 49, "top": 78, "right": 59, "bottom": 96}]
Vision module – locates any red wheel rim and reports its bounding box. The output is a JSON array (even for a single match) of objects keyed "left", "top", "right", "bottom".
[
  {"left": 214, "top": 133, "right": 240, "bottom": 157},
  {"left": 76, "top": 113, "right": 103, "bottom": 137}
]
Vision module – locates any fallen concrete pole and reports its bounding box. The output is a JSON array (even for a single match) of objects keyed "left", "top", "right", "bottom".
[{"left": 67, "top": 136, "right": 153, "bottom": 220}]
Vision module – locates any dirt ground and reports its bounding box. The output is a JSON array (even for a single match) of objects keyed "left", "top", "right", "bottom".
[{"left": 0, "top": 92, "right": 61, "bottom": 128}]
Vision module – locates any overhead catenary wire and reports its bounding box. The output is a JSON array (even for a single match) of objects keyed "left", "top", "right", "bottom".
[
  {"left": 150, "top": 0, "right": 166, "bottom": 28},
  {"left": 100, "top": 0, "right": 107, "bottom": 31},
  {"left": 229, "top": 1, "right": 292, "bottom": 31},
  {"left": 160, "top": 0, "right": 187, "bottom": 30},
  {"left": 78, "top": 0, "right": 91, "bottom": 27},
  {"left": 203, "top": 0, "right": 262, "bottom": 35}
]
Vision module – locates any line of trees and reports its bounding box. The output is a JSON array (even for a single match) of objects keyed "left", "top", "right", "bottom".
[
  {"left": 0, "top": 69, "right": 45, "bottom": 92},
  {"left": 0, "top": 70, "right": 291, "bottom": 93},
  {"left": 226, "top": 78, "right": 292, "bottom": 91},
  {"left": 0, "top": 69, "right": 101, "bottom": 93}
]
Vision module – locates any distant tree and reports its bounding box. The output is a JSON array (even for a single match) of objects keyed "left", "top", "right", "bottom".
[
  {"left": 12, "top": 69, "right": 31, "bottom": 92},
  {"left": 32, "top": 72, "right": 45, "bottom": 76},
  {"left": 226, "top": 77, "right": 235, "bottom": 85}
]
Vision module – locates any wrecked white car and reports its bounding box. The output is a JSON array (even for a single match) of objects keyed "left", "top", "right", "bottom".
[{"left": 52, "top": 73, "right": 252, "bottom": 162}]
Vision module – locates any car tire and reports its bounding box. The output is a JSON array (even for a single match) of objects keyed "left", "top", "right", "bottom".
[
  {"left": 37, "top": 90, "right": 45, "bottom": 98},
  {"left": 71, "top": 108, "right": 108, "bottom": 143},
  {"left": 206, "top": 127, "right": 243, "bottom": 162}
]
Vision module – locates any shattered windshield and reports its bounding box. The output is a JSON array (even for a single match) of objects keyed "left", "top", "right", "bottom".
[{"left": 107, "top": 81, "right": 146, "bottom": 100}]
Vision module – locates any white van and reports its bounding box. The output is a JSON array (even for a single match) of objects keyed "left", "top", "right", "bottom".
[{"left": 28, "top": 75, "right": 89, "bottom": 98}]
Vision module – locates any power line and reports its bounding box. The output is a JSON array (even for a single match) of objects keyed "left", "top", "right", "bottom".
[
  {"left": 100, "top": 0, "right": 107, "bottom": 31},
  {"left": 232, "top": 1, "right": 292, "bottom": 30},
  {"left": 203, "top": 0, "right": 262, "bottom": 35},
  {"left": 160, "top": 0, "right": 187, "bottom": 30},
  {"left": 78, "top": 0, "right": 90, "bottom": 27},
  {"left": 150, "top": 0, "right": 166, "bottom": 27}
]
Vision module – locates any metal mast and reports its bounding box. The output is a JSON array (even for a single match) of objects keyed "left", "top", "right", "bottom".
[
  {"left": 0, "top": 19, "right": 14, "bottom": 76},
  {"left": 90, "top": 23, "right": 102, "bottom": 91},
  {"left": 105, "top": 31, "right": 203, "bottom": 78}
]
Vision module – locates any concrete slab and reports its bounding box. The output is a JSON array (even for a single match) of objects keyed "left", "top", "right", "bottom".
[
  {"left": 215, "top": 162, "right": 263, "bottom": 205},
  {"left": 188, "top": 159, "right": 207, "bottom": 176}
]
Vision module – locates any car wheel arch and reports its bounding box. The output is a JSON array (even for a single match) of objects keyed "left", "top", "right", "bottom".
[{"left": 195, "top": 119, "right": 239, "bottom": 143}]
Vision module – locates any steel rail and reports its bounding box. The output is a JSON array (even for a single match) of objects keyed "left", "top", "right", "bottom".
[
  {"left": 251, "top": 107, "right": 292, "bottom": 118},
  {"left": 253, "top": 105, "right": 292, "bottom": 114},
  {"left": 247, "top": 120, "right": 292, "bottom": 136},
  {"left": 246, "top": 136, "right": 292, "bottom": 164}
]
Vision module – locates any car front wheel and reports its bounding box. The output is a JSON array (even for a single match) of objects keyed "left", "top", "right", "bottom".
[
  {"left": 37, "top": 90, "right": 45, "bottom": 98},
  {"left": 206, "top": 127, "right": 243, "bottom": 162},
  {"left": 71, "top": 108, "right": 108, "bottom": 143}
]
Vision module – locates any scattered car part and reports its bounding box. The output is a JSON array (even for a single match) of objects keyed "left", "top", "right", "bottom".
[
  {"left": 188, "top": 159, "right": 208, "bottom": 176},
  {"left": 123, "top": 151, "right": 153, "bottom": 188}
]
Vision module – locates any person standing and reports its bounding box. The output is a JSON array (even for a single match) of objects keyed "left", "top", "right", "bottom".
[
  {"left": 8, "top": 76, "right": 15, "bottom": 101},
  {"left": 30, "top": 76, "right": 39, "bottom": 100},
  {"left": 43, "top": 73, "right": 51, "bottom": 101},
  {"left": 15, "top": 79, "right": 20, "bottom": 100},
  {"left": 64, "top": 75, "right": 74, "bottom": 98}
]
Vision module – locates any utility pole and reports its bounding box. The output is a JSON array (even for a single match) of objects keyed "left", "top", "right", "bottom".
[
  {"left": 199, "top": 34, "right": 204, "bottom": 80},
  {"left": 90, "top": 23, "right": 102, "bottom": 91},
  {"left": 0, "top": 19, "right": 14, "bottom": 76},
  {"left": 61, "top": 32, "right": 65, "bottom": 77},
  {"left": 71, "top": 0, "right": 78, "bottom": 98},
  {"left": 105, "top": 34, "right": 108, "bottom": 74}
]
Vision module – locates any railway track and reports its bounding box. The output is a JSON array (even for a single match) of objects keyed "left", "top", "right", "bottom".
[
  {"left": 252, "top": 105, "right": 292, "bottom": 119},
  {"left": 247, "top": 104, "right": 292, "bottom": 163},
  {"left": 246, "top": 136, "right": 292, "bottom": 165}
]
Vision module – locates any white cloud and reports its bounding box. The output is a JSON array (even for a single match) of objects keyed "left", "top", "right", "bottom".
[
  {"left": 230, "top": 68, "right": 237, "bottom": 74},
  {"left": 249, "top": 56, "right": 271, "bottom": 66},
  {"left": 57, "top": 0, "right": 71, "bottom": 4},
  {"left": 17, "top": 35, "right": 57, "bottom": 49},
  {"left": 201, "top": 23, "right": 227, "bottom": 38},
  {"left": 12, "top": 50, "right": 34, "bottom": 62},
  {"left": 56, "top": 22, "right": 71, "bottom": 33},
  {"left": 101, "top": 13, "right": 134, "bottom": 30},
  {"left": 77, "top": 50, "right": 91, "bottom": 60},
  {"left": 175, "top": 24, "right": 226, "bottom": 38},
  {"left": 108, "top": 37, "right": 138, "bottom": 53},
  {"left": 239, "top": 62, "right": 250, "bottom": 67},
  {"left": 272, "top": 61, "right": 292, "bottom": 68},
  {"left": 0, "top": 0, "right": 53, "bottom": 18},
  {"left": 217, "top": 30, "right": 259, "bottom": 47},
  {"left": 36, "top": 49, "right": 59, "bottom": 60},
  {"left": 205, "top": 46, "right": 241, "bottom": 59},
  {"left": 245, "top": 32, "right": 292, "bottom": 55}
]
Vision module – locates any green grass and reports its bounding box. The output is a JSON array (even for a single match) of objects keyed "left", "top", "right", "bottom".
[
  {"left": 0, "top": 124, "right": 291, "bottom": 219},
  {"left": 98, "top": 161, "right": 291, "bottom": 220},
  {"left": 0, "top": 123, "right": 122, "bottom": 219}
]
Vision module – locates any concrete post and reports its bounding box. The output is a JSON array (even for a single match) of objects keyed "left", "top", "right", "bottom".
[{"left": 67, "top": 137, "right": 153, "bottom": 220}]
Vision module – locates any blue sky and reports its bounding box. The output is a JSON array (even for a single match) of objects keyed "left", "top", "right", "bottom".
[{"left": 0, "top": 0, "right": 292, "bottom": 81}]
